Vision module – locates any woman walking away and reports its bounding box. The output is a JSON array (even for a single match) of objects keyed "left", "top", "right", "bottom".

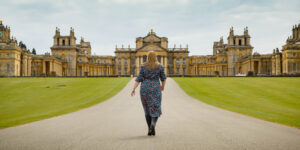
[{"left": 131, "top": 51, "right": 167, "bottom": 136}]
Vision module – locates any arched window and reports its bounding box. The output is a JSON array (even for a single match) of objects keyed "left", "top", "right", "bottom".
[
  {"left": 143, "top": 55, "right": 147, "bottom": 62},
  {"left": 57, "top": 38, "right": 59, "bottom": 45},
  {"left": 62, "top": 40, "right": 65, "bottom": 46},
  {"left": 239, "top": 39, "right": 242, "bottom": 46}
]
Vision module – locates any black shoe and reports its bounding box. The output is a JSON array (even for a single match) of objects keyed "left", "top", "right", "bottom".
[
  {"left": 149, "top": 125, "right": 155, "bottom": 136},
  {"left": 147, "top": 128, "right": 151, "bottom": 136}
]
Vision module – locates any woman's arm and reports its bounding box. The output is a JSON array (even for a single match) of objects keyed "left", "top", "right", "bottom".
[
  {"left": 161, "top": 80, "right": 166, "bottom": 91},
  {"left": 131, "top": 81, "right": 140, "bottom": 96}
]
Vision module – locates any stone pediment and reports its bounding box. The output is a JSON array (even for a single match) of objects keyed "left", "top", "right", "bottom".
[
  {"left": 137, "top": 43, "right": 167, "bottom": 52},
  {"left": 143, "top": 34, "right": 161, "bottom": 43}
]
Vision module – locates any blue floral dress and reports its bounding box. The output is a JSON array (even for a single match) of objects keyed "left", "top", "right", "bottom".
[{"left": 135, "top": 64, "right": 166, "bottom": 117}]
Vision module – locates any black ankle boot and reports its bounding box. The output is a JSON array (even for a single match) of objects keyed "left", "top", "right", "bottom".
[
  {"left": 149, "top": 125, "right": 155, "bottom": 136},
  {"left": 148, "top": 127, "right": 151, "bottom": 136}
]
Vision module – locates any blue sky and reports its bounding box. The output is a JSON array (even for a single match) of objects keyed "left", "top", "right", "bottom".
[{"left": 1, "top": 0, "right": 299, "bottom": 55}]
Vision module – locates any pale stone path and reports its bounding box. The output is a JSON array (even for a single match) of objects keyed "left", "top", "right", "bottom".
[{"left": 1, "top": 78, "right": 300, "bottom": 150}]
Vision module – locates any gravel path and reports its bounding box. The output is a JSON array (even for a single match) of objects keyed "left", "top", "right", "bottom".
[{"left": 0, "top": 78, "right": 300, "bottom": 150}]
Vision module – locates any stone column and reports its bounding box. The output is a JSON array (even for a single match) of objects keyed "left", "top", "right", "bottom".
[
  {"left": 136, "top": 56, "right": 139, "bottom": 75},
  {"left": 258, "top": 60, "right": 262, "bottom": 74},
  {"left": 42, "top": 61, "right": 46, "bottom": 74},
  {"left": 164, "top": 56, "right": 167, "bottom": 74}
]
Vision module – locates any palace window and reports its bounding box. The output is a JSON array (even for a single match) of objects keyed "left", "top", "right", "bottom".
[
  {"left": 207, "top": 71, "right": 209, "bottom": 75},
  {"left": 293, "top": 53, "right": 296, "bottom": 57},
  {"left": 67, "top": 68, "right": 71, "bottom": 76},
  {"left": 6, "top": 53, "right": 9, "bottom": 58},
  {"left": 6, "top": 64, "right": 10, "bottom": 73},
  {"left": 222, "top": 58, "right": 225, "bottom": 62},
  {"left": 157, "top": 56, "right": 161, "bottom": 63},
  {"left": 169, "top": 57, "right": 173, "bottom": 65},
  {"left": 222, "top": 70, "right": 225, "bottom": 76},
  {"left": 176, "top": 68, "right": 180, "bottom": 75},
  {"left": 233, "top": 54, "right": 237, "bottom": 62},
  {"left": 131, "top": 67, "right": 135, "bottom": 75},
  {"left": 131, "top": 58, "right": 135, "bottom": 65},
  {"left": 118, "top": 68, "right": 121, "bottom": 75},
  {"left": 204, "top": 60, "right": 207, "bottom": 64},
  {"left": 239, "top": 39, "right": 242, "bottom": 46},
  {"left": 176, "top": 58, "right": 180, "bottom": 65},
  {"left": 97, "top": 60, "right": 100, "bottom": 64},
  {"left": 68, "top": 54, "right": 71, "bottom": 62},
  {"left": 62, "top": 40, "right": 65, "bottom": 46},
  {"left": 79, "top": 59, "right": 82, "bottom": 62},
  {"left": 293, "top": 63, "right": 297, "bottom": 72},
  {"left": 118, "top": 58, "right": 121, "bottom": 65},
  {"left": 104, "top": 60, "right": 107, "bottom": 64},
  {"left": 183, "top": 58, "right": 186, "bottom": 65},
  {"left": 68, "top": 39, "right": 71, "bottom": 45},
  {"left": 124, "top": 68, "right": 127, "bottom": 75},
  {"left": 169, "top": 67, "right": 173, "bottom": 74},
  {"left": 197, "top": 60, "right": 201, "bottom": 64},
  {"left": 183, "top": 68, "right": 186, "bottom": 75},
  {"left": 124, "top": 58, "right": 128, "bottom": 65},
  {"left": 57, "top": 38, "right": 59, "bottom": 46},
  {"left": 143, "top": 55, "right": 147, "bottom": 62},
  {"left": 233, "top": 67, "right": 236, "bottom": 76}
]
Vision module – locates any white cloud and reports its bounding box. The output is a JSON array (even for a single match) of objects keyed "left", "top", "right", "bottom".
[{"left": 1, "top": 0, "right": 299, "bottom": 56}]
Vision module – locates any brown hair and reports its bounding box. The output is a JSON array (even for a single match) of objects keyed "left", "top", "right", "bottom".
[{"left": 143, "top": 51, "right": 159, "bottom": 70}]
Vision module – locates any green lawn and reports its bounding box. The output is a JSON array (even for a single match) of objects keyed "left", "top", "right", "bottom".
[
  {"left": 0, "top": 77, "right": 130, "bottom": 129},
  {"left": 173, "top": 77, "right": 300, "bottom": 128}
]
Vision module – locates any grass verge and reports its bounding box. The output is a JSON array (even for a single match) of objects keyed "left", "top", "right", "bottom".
[
  {"left": 0, "top": 77, "right": 130, "bottom": 129},
  {"left": 173, "top": 77, "right": 300, "bottom": 128}
]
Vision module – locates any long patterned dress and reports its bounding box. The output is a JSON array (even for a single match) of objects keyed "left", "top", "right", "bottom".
[{"left": 135, "top": 64, "right": 166, "bottom": 118}]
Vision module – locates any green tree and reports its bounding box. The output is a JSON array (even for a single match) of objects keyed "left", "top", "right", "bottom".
[
  {"left": 32, "top": 48, "right": 36, "bottom": 55},
  {"left": 19, "top": 41, "right": 27, "bottom": 49}
]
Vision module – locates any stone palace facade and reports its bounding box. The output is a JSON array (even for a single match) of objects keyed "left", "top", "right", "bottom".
[{"left": 0, "top": 20, "right": 300, "bottom": 77}]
